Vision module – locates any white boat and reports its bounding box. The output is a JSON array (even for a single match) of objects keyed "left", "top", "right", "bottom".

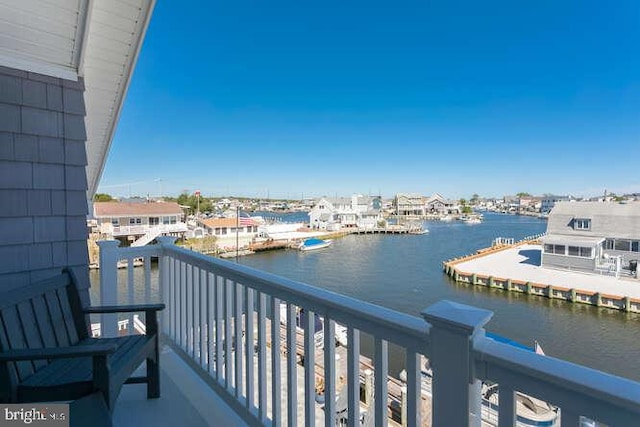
[
  {"left": 298, "top": 238, "right": 332, "bottom": 251},
  {"left": 279, "top": 304, "right": 324, "bottom": 348},
  {"left": 397, "top": 338, "right": 559, "bottom": 427},
  {"left": 462, "top": 214, "right": 483, "bottom": 224},
  {"left": 409, "top": 228, "right": 429, "bottom": 235}
]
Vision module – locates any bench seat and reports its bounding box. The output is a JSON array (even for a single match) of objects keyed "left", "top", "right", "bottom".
[{"left": 18, "top": 335, "right": 153, "bottom": 403}]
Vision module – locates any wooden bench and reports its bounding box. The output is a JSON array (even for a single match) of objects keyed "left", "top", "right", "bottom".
[{"left": 0, "top": 269, "right": 165, "bottom": 416}]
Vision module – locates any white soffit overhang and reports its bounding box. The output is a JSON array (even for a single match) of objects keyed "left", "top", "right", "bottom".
[{"left": 0, "top": 0, "right": 156, "bottom": 196}]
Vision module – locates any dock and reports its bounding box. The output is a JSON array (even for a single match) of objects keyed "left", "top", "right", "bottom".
[
  {"left": 443, "top": 240, "right": 640, "bottom": 313},
  {"left": 234, "top": 315, "right": 431, "bottom": 427}
]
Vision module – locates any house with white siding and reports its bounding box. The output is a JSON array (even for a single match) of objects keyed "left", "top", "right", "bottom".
[
  {"left": 93, "top": 201, "right": 187, "bottom": 247},
  {"left": 541, "top": 202, "right": 640, "bottom": 276},
  {"left": 308, "top": 195, "right": 382, "bottom": 229},
  {"left": 393, "top": 193, "right": 426, "bottom": 216}
]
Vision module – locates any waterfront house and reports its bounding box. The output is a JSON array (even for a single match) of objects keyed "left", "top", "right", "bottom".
[
  {"left": 541, "top": 195, "right": 573, "bottom": 214},
  {"left": 393, "top": 193, "right": 426, "bottom": 216},
  {"left": 94, "top": 201, "right": 187, "bottom": 246},
  {"left": 200, "top": 217, "right": 259, "bottom": 237},
  {"left": 308, "top": 195, "right": 382, "bottom": 229},
  {"left": 541, "top": 201, "right": 640, "bottom": 275},
  {"left": 425, "top": 193, "right": 460, "bottom": 215},
  {"left": 1, "top": 2, "right": 639, "bottom": 426}
]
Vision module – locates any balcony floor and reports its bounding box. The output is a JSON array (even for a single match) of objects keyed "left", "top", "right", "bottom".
[{"left": 113, "top": 346, "right": 244, "bottom": 427}]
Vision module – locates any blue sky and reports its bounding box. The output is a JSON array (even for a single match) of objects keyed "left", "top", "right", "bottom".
[{"left": 99, "top": 0, "right": 640, "bottom": 200}]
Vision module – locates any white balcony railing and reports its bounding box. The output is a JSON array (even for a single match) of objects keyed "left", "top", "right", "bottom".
[
  {"left": 97, "top": 238, "right": 640, "bottom": 427},
  {"left": 100, "top": 223, "right": 188, "bottom": 237}
]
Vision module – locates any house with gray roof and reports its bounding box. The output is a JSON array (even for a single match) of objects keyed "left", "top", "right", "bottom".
[{"left": 541, "top": 201, "right": 640, "bottom": 276}]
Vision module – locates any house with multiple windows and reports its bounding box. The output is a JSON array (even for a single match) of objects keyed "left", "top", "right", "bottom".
[
  {"left": 541, "top": 201, "right": 640, "bottom": 274},
  {"left": 425, "top": 193, "right": 460, "bottom": 215},
  {"left": 393, "top": 193, "right": 426, "bottom": 216},
  {"left": 200, "top": 217, "right": 259, "bottom": 237},
  {"left": 94, "top": 201, "right": 187, "bottom": 246},
  {"left": 308, "top": 195, "right": 382, "bottom": 229}
]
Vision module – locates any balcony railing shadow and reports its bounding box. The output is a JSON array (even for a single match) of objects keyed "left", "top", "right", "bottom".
[{"left": 95, "top": 238, "right": 640, "bottom": 427}]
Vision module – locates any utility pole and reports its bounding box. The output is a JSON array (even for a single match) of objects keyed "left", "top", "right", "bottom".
[{"left": 236, "top": 206, "right": 240, "bottom": 262}]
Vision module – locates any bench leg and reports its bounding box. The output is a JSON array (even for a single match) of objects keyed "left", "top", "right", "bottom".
[{"left": 147, "top": 356, "right": 160, "bottom": 399}]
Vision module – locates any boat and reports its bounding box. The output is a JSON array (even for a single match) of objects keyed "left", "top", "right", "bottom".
[
  {"left": 298, "top": 238, "right": 332, "bottom": 251},
  {"left": 409, "top": 228, "right": 429, "bottom": 235},
  {"left": 461, "top": 214, "right": 483, "bottom": 224},
  {"left": 279, "top": 304, "right": 324, "bottom": 348},
  {"left": 397, "top": 337, "right": 560, "bottom": 426}
]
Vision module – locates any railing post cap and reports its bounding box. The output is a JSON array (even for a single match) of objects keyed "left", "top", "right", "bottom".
[
  {"left": 421, "top": 300, "right": 493, "bottom": 334},
  {"left": 96, "top": 239, "right": 121, "bottom": 248}
]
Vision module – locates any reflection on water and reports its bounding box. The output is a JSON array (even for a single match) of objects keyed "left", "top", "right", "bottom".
[{"left": 89, "top": 212, "right": 640, "bottom": 381}]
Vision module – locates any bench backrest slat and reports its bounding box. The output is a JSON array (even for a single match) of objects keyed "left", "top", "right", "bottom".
[
  {"left": 56, "top": 288, "right": 80, "bottom": 345},
  {"left": 0, "top": 270, "right": 89, "bottom": 402},
  {"left": 0, "top": 307, "right": 35, "bottom": 382},
  {"left": 16, "top": 301, "right": 47, "bottom": 371},
  {"left": 43, "top": 290, "right": 72, "bottom": 348},
  {"left": 32, "top": 296, "right": 58, "bottom": 348}
]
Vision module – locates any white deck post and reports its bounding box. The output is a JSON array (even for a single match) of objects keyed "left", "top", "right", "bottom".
[
  {"left": 422, "top": 300, "right": 493, "bottom": 427},
  {"left": 97, "top": 240, "right": 121, "bottom": 338},
  {"left": 157, "top": 236, "right": 177, "bottom": 335}
]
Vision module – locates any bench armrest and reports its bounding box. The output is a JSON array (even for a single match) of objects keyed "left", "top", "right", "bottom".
[
  {"left": 0, "top": 343, "right": 117, "bottom": 362},
  {"left": 85, "top": 303, "right": 165, "bottom": 314}
]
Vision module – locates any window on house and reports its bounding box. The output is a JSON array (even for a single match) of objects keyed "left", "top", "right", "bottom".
[
  {"left": 162, "top": 216, "right": 170, "bottom": 224},
  {"left": 544, "top": 244, "right": 565, "bottom": 255},
  {"left": 574, "top": 218, "right": 591, "bottom": 230},
  {"left": 603, "top": 239, "right": 614, "bottom": 250},
  {"left": 215, "top": 228, "right": 221, "bottom": 235},
  {"left": 221, "top": 228, "right": 227, "bottom": 235},
  {"left": 111, "top": 218, "right": 119, "bottom": 226},
  {"left": 129, "top": 218, "right": 141, "bottom": 225},
  {"left": 149, "top": 217, "right": 159, "bottom": 225},
  {"left": 615, "top": 239, "right": 630, "bottom": 251},
  {"left": 568, "top": 246, "right": 592, "bottom": 257},
  {"left": 632, "top": 241, "right": 639, "bottom": 252}
]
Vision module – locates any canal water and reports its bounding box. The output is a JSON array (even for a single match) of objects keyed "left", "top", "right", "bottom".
[
  {"left": 239, "top": 212, "right": 640, "bottom": 382},
  {"left": 90, "top": 212, "right": 640, "bottom": 382}
]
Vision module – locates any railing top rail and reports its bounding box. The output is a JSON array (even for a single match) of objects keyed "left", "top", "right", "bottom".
[
  {"left": 475, "top": 336, "right": 640, "bottom": 421},
  {"left": 111, "top": 244, "right": 164, "bottom": 258},
  {"left": 163, "top": 243, "right": 430, "bottom": 352}
]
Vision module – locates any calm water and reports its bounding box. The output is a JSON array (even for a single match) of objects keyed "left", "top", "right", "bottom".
[
  {"left": 238, "top": 212, "right": 640, "bottom": 381},
  {"left": 90, "top": 212, "right": 640, "bottom": 381}
]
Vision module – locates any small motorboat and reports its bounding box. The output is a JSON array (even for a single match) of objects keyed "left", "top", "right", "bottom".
[{"left": 298, "top": 238, "right": 332, "bottom": 251}]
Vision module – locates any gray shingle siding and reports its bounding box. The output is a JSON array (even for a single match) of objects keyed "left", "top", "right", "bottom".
[{"left": 0, "top": 67, "right": 90, "bottom": 303}]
